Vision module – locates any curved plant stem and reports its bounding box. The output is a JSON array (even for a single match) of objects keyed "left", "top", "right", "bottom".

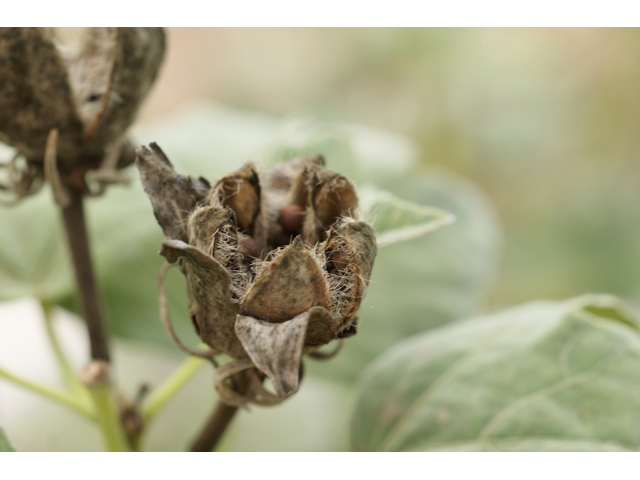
[
  {"left": 0, "top": 365, "right": 94, "bottom": 419},
  {"left": 141, "top": 355, "right": 206, "bottom": 424},
  {"left": 85, "top": 381, "right": 131, "bottom": 452},
  {"left": 60, "top": 190, "right": 110, "bottom": 362},
  {"left": 40, "top": 300, "right": 86, "bottom": 399},
  {"left": 189, "top": 400, "right": 238, "bottom": 452},
  {"left": 80, "top": 361, "right": 131, "bottom": 452}
]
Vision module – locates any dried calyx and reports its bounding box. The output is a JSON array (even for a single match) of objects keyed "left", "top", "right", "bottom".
[
  {"left": 136, "top": 143, "right": 377, "bottom": 405},
  {"left": 0, "top": 28, "right": 165, "bottom": 203}
]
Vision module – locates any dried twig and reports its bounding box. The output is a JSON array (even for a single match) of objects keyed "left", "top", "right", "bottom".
[
  {"left": 61, "top": 190, "right": 110, "bottom": 361},
  {"left": 189, "top": 401, "right": 239, "bottom": 452}
]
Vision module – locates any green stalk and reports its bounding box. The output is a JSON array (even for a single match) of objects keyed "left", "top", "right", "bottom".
[
  {"left": 40, "top": 300, "right": 87, "bottom": 401},
  {"left": 80, "top": 361, "right": 130, "bottom": 452},
  {"left": 0, "top": 365, "right": 94, "bottom": 419},
  {"left": 141, "top": 356, "right": 206, "bottom": 423},
  {"left": 86, "top": 383, "right": 131, "bottom": 452}
]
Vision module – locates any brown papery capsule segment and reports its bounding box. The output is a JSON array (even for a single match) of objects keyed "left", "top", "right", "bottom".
[
  {"left": 207, "top": 165, "right": 260, "bottom": 235},
  {"left": 273, "top": 230, "right": 294, "bottom": 248},
  {"left": 279, "top": 204, "right": 305, "bottom": 233},
  {"left": 241, "top": 239, "right": 331, "bottom": 324},
  {"left": 328, "top": 250, "right": 349, "bottom": 272},
  {"left": 313, "top": 174, "right": 358, "bottom": 230}
]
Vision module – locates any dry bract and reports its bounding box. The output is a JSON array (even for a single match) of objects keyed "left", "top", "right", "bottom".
[{"left": 136, "top": 143, "right": 377, "bottom": 405}]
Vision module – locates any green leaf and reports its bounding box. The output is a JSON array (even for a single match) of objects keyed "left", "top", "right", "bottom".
[
  {"left": 0, "top": 184, "right": 73, "bottom": 303},
  {"left": 351, "top": 295, "right": 640, "bottom": 452},
  {"left": 0, "top": 425, "right": 15, "bottom": 451},
  {"left": 262, "top": 116, "right": 418, "bottom": 185},
  {"left": 131, "top": 103, "right": 278, "bottom": 177},
  {"left": 359, "top": 186, "right": 455, "bottom": 248}
]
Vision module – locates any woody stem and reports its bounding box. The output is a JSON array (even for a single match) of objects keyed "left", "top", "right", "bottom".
[
  {"left": 189, "top": 401, "right": 239, "bottom": 452},
  {"left": 60, "top": 190, "right": 110, "bottom": 362}
]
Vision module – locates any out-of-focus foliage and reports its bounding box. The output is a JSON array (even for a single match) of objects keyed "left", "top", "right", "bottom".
[
  {"left": 3, "top": 28, "right": 639, "bottom": 452},
  {"left": 352, "top": 295, "right": 640, "bottom": 452},
  {"left": 358, "top": 187, "right": 454, "bottom": 248},
  {"left": 0, "top": 189, "right": 72, "bottom": 302},
  {"left": 0, "top": 425, "right": 13, "bottom": 451}
]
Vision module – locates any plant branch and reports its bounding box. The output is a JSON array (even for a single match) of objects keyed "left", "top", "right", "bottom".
[
  {"left": 80, "top": 361, "right": 130, "bottom": 452},
  {"left": 0, "top": 365, "right": 94, "bottom": 419},
  {"left": 60, "top": 190, "right": 110, "bottom": 362},
  {"left": 141, "top": 355, "right": 206, "bottom": 424},
  {"left": 40, "top": 300, "right": 85, "bottom": 398},
  {"left": 189, "top": 401, "right": 238, "bottom": 452}
]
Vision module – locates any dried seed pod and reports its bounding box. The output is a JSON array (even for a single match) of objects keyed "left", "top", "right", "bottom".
[
  {"left": 0, "top": 27, "right": 165, "bottom": 198},
  {"left": 136, "top": 145, "right": 377, "bottom": 404}
]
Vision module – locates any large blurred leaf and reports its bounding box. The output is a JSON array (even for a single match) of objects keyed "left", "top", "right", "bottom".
[
  {"left": 262, "top": 116, "right": 417, "bottom": 184},
  {"left": 359, "top": 186, "right": 455, "bottom": 248},
  {"left": 0, "top": 176, "right": 72, "bottom": 302},
  {"left": 351, "top": 295, "right": 640, "bottom": 452},
  {"left": 0, "top": 425, "right": 14, "bottom": 452}
]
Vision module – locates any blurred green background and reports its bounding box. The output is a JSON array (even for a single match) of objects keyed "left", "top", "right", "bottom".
[
  {"left": 140, "top": 27, "right": 640, "bottom": 311},
  {"left": 3, "top": 28, "right": 640, "bottom": 452}
]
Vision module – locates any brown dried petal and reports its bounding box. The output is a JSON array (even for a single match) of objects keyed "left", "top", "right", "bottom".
[
  {"left": 235, "top": 306, "right": 334, "bottom": 397},
  {"left": 241, "top": 238, "right": 331, "bottom": 323},
  {"left": 160, "top": 239, "right": 244, "bottom": 358},
  {"left": 136, "top": 143, "right": 210, "bottom": 241}
]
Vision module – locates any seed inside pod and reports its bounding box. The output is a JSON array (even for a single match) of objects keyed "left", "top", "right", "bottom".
[
  {"left": 239, "top": 236, "right": 261, "bottom": 259},
  {"left": 279, "top": 204, "right": 304, "bottom": 233}
]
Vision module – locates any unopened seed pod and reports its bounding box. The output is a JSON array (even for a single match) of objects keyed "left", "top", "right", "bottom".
[{"left": 0, "top": 27, "right": 165, "bottom": 196}]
